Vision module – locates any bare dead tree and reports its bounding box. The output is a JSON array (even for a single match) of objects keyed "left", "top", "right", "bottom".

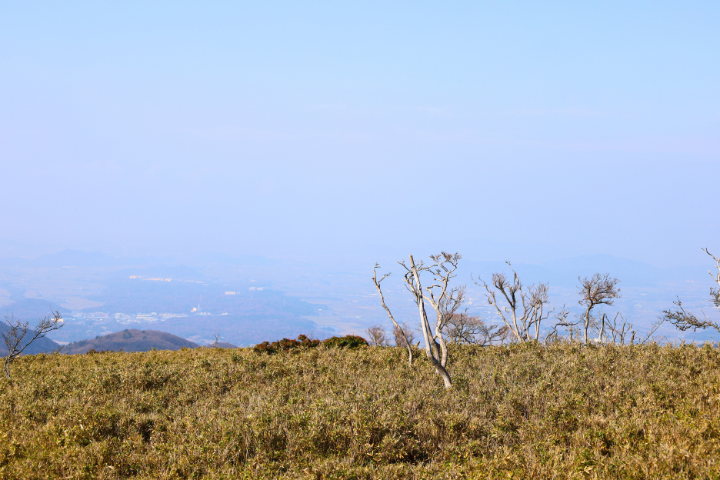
[
  {"left": 3, "top": 311, "right": 64, "bottom": 379},
  {"left": 365, "top": 325, "right": 388, "bottom": 346},
  {"left": 445, "top": 312, "right": 509, "bottom": 346},
  {"left": 392, "top": 322, "right": 416, "bottom": 349},
  {"left": 660, "top": 249, "right": 720, "bottom": 335},
  {"left": 577, "top": 273, "right": 621, "bottom": 346},
  {"left": 397, "top": 252, "right": 462, "bottom": 389},
  {"left": 474, "top": 262, "right": 553, "bottom": 343},
  {"left": 372, "top": 264, "right": 413, "bottom": 365}
]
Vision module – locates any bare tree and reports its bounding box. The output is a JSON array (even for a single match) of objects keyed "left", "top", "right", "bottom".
[
  {"left": 392, "top": 322, "right": 416, "bottom": 349},
  {"left": 445, "top": 312, "right": 509, "bottom": 346},
  {"left": 398, "top": 252, "right": 462, "bottom": 389},
  {"left": 373, "top": 264, "right": 413, "bottom": 365},
  {"left": 661, "top": 249, "right": 720, "bottom": 335},
  {"left": 3, "top": 311, "right": 64, "bottom": 379},
  {"left": 365, "top": 325, "right": 388, "bottom": 346},
  {"left": 373, "top": 252, "right": 463, "bottom": 387},
  {"left": 474, "top": 262, "right": 553, "bottom": 343},
  {"left": 577, "top": 273, "right": 621, "bottom": 346}
]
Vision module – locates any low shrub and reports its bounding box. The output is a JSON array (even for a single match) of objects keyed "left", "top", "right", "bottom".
[
  {"left": 253, "top": 334, "right": 321, "bottom": 354},
  {"left": 253, "top": 334, "right": 368, "bottom": 354},
  {"left": 321, "top": 334, "right": 368, "bottom": 349}
]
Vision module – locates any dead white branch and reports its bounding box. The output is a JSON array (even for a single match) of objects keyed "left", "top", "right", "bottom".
[
  {"left": 372, "top": 264, "right": 413, "bottom": 365},
  {"left": 3, "top": 311, "right": 64, "bottom": 379}
]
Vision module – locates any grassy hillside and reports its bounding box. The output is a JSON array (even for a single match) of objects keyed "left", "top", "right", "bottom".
[
  {"left": 60, "top": 329, "right": 198, "bottom": 354},
  {"left": 2, "top": 343, "right": 720, "bottom": 478}
]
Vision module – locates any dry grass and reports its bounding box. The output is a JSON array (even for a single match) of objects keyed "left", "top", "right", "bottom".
[{"left": 2, "top": 342, "right": 720, "bottom": 479}]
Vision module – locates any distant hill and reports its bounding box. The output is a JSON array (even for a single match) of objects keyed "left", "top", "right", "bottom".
[
  {"left": 0, "top": 321, "right": 61, "bottom": 355},
  {"left": 461, "top": 254, "right": 710, "bottom": 289},
  {"left": 61, "top": 329, "right": 198, "bottom": 354},
  {"left": 195, "top": 253, "right": 276, "bottom": 267}
]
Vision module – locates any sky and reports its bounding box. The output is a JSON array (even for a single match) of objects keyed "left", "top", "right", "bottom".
[{"left": 1, "top": 1, "right": 718, "bottom": 266}]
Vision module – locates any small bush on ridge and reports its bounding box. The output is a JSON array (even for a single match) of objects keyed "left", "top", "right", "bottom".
[{"left": 253, "top": 334, "right": 368, "bottom": 354}]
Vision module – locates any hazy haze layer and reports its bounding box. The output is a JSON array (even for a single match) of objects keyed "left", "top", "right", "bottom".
[{"left": 1, "top": 2, "right": 718, "bottom": 267}]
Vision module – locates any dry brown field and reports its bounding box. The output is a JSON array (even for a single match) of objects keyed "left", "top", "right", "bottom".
[{"left": 2, "top": 342, "right": 720, "bottom": 479}]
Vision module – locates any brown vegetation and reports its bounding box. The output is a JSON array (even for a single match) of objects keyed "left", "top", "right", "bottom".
[
  {"left": 253, "top": 334, "right": 368, "bottom": 354},
  {"left": 392, "top": 322, "right": 416, "bottom": 349},
  {"left": 2, "top": 342, "right": 720, "bottom": 478}
]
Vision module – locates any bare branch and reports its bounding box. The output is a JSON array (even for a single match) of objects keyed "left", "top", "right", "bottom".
[
  {"left": 3, "top": 311, "right": 64, "bottom": 379},
  {"left": 661, "top": 297, "right": 720, "bottom": 333},
  {"left": 372, "top": 264, "right": 413, "bottom": 365},
  {"left": 702, "top": 248, "right": 720, "bottom": 308}
]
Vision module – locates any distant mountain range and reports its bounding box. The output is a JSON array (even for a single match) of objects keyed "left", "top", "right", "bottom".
[
  {"left": 0, "top": 249, "right": 277, "bottom": 268},
  {"left": 0, "top": 250, "right": 170, "bottom": 268},
  {"left": 460, "top": 254, "right": 711, "bottom": 288}
]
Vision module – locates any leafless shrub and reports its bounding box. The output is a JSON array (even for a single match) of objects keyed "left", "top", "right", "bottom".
[
  {"left": 474, "top": 262, "right": 553, "bottom": 343},
  {"left": 365, "top": 325, "right": 388, "bottom": 346},
  {"left": 606, "top": 312, "right": 666, "bottom": 345},
  {"left": 393, "top": 322, "right": 416, "bottom": 349},
  {"left": 578, "top": 273, "right": 621, "bottom": 345},
  {"left": 3, "top": 311, "right": 64, "bottom": 379},
  {"left": 444, "top": 312, "right": 509, "bottom": 346},
  {"left": 546, "top": 305, "right": 581, "bottom": 343},
  {"left": 549, "top": 305, "right": 665, "bottom": 346}
]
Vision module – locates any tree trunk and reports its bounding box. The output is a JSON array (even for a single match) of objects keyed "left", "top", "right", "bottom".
[
  {"left": 410, "top": 255, "right": 452, "bottom": 388},
  {"left": 584, "top": 307, "right": 592, "bottom": 345}
]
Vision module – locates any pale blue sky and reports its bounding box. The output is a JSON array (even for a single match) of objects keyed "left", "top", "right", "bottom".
[{"left": 1, "top": 1, "right": 718, "bottom": 265}]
